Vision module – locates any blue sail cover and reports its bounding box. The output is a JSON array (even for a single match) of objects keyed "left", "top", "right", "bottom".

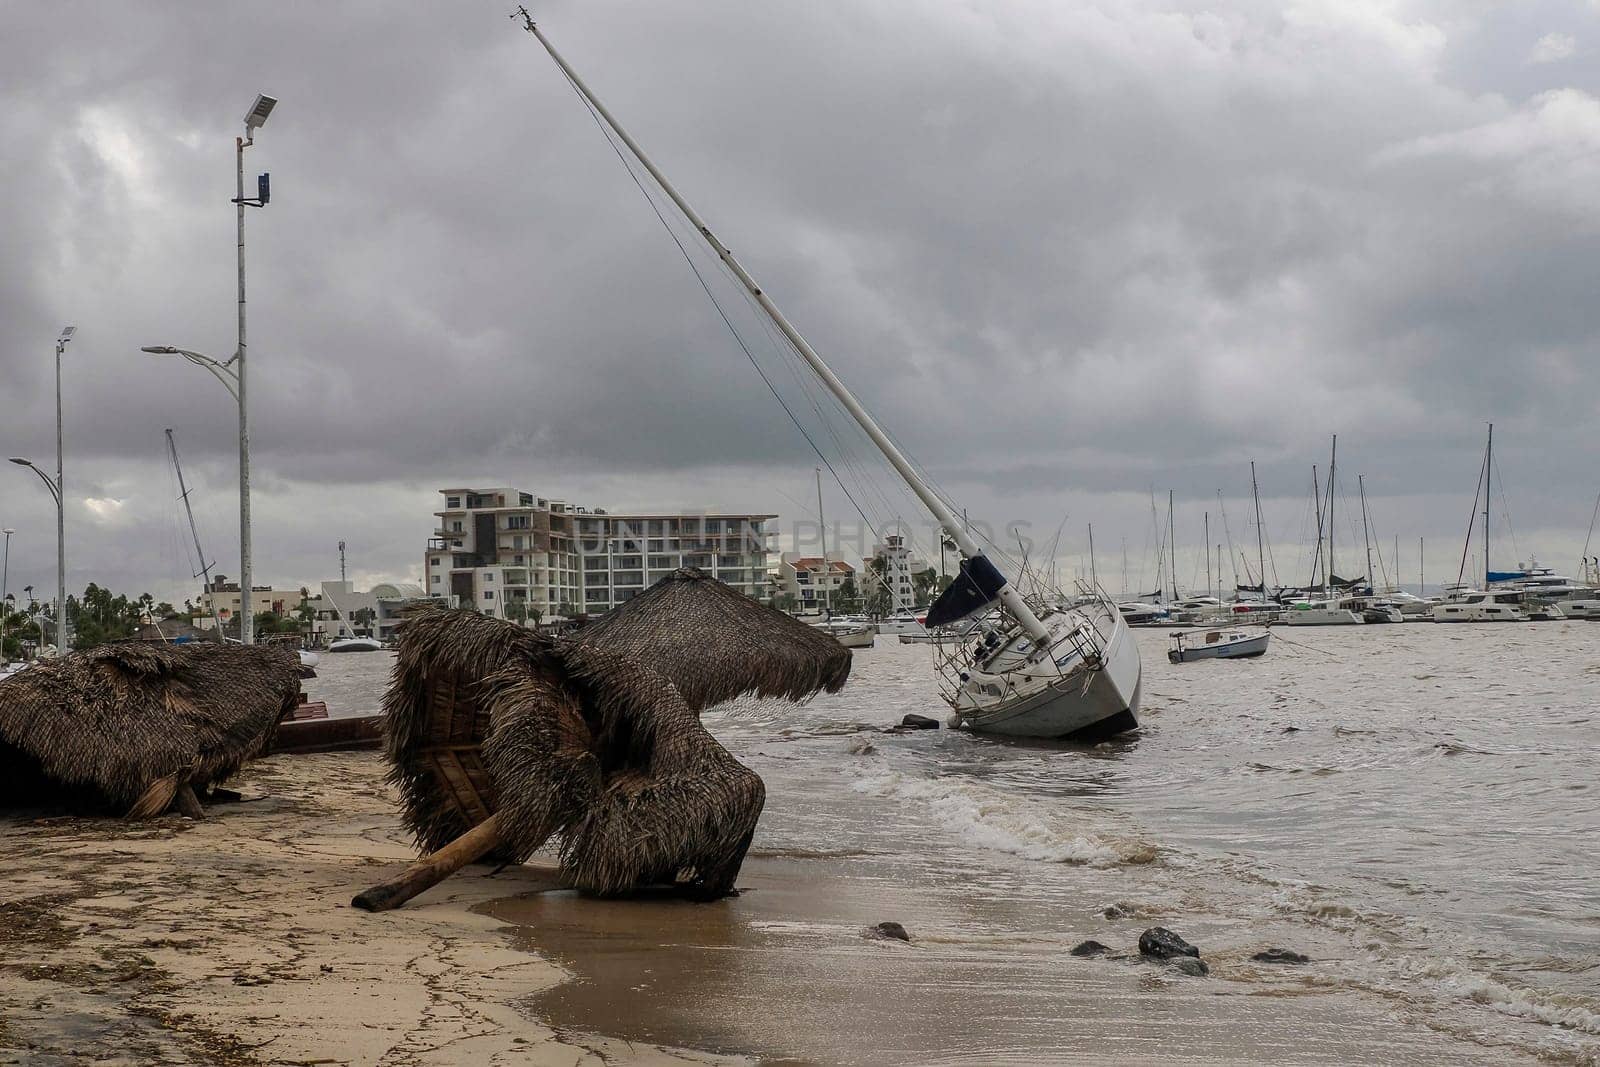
[
  {"left": 1487, "top": 570, "right": 1526, "bottom": 583},
  {"left": 925, "top": 554, "right": 1008, "bottom": 627}
]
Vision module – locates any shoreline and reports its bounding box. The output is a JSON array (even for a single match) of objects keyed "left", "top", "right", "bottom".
[{"left": 0, "top": 751, "right": 739, "bottom": 1067}]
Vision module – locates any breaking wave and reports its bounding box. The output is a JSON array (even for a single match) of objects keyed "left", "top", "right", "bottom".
[{"left": 849, "top": 766, "right": 1156, "bottom": 868}]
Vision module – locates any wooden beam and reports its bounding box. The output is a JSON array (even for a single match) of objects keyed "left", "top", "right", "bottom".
[{"left": 351, "top": 814, "right": 503, "bottom": 913}]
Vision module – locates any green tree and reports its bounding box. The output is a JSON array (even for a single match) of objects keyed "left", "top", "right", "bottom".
[
  {"left": 912, "top": 567, "right": 939, "bottom": 608},
  {"left": 835, "top": 577, "right": 863, "bottom": 614},
  {"left": 864, "top": 557, "right": 892, "bottom": 618},
  {"left": 351, "top": 607, "right": 377, "bottom": 635},
  {"left": 505, "top": 600, "right": 529, "bottom": 627},
  {"left": 773, "top": 592, "right": 798, "bottom": 613}
]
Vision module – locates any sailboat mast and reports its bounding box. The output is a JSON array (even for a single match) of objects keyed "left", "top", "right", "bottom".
[
  {"left": 1484, "top": 423, "right": 1493, "bottom": 587},
  {"left": 166, "top": 429, "right": 224, "bottom": 635},
  {"left": 1311, "top": 465, "right": 1323, "bottom": 592},
  {"left": 1168, "top": 490, "right": 1177, "bottom": 601},
  {"left": 1088, "top": 524, "right": 1098, "bottom": 592},
  {"left": 816, "top": 467, "right": 830, "bottom": 616},
  {"left": 1251, "top": 462, "right": 1267, "bottom": 604},
  {"left": 1359, "top": 474, "right": 1374, "bottom": 594},
  {"left": 1204, "top": 511, "right": 1210, "bottom": 604},
  {"left": 1327, "top": 435, "right": 1338, "bottom": 593},
  {"left": 1420, "top": 537, "right": 1425, "bottom": 597},
  {"left": 517, "top": 13, "right": 1055, "bottom": 641}
]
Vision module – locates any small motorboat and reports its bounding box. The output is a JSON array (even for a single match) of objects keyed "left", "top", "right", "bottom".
[
  {"left": 811, "top": 619, "right": 875, "bottom": 648},
  {"left": 327, "top": 636, "right": 385, "bottom": 653},
  {"left": 1168, "top": 628, "right": 1270, "bottom": 663}
]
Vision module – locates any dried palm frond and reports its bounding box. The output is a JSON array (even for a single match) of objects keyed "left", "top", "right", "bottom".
[
  {"left": 0, "top": 642, "right": 301, "bottom": 814},
  {"left": 377, "top": 571, "right": 849, "bottom": 902},
  {"left": 571, "top": 568, "right": 850, "bottom": 711}
]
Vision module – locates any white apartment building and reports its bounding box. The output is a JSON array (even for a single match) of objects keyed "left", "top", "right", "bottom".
[
  {"left": 775, "top": 553, "right": 856, "bottom": 612},
  {"left": 424, "top": 487, "right": 774, "bottom": 620},
  {"left": 869, "top": 534, "right": 929, "bottom": 612}
]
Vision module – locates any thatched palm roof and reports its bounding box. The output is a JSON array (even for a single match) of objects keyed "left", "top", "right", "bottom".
[
  {"left": 381, "top": 568, "right": 851, "bottom": 898},
  {"left": 0, "top": 642, "right": 301, "bottom": 814},
  {"left": 572, "top": 569, "right": 850, "bottom": 711}
]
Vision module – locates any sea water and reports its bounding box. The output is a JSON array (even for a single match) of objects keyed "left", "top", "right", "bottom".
[{"left": 311, "top": 623, "right": 1600, "bottom": 1064}]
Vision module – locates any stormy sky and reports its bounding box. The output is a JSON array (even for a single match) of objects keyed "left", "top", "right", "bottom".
[{"left": 2, "top": 0, "right": 1598, "bottom": 606}]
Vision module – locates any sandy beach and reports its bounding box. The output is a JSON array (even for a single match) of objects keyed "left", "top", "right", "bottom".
[{"left": 0, "top": 751, "right": 734, "bottom": 1067}]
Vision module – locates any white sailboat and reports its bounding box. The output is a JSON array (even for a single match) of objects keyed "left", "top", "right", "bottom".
[{"left": 518, "top": 14, "right": 1141, "bottom": 740}]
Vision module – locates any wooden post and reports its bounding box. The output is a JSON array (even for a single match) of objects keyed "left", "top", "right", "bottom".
[
  {"left": 173, "top": 783, "right": 206, "bottom": 820},
  {"left": 352, "top": 814, "right": 503, "bottom": 913}
]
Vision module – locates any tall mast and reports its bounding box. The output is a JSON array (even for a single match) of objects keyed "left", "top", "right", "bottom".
[
  {"left": 816, "top": 467, "right": 830, "bottom": 616},
  {"left": 1420, "top": 536, "right": 1425, "bottom": 597},
  {"left": 1204, "top": 511, "right": 1210, "bottom": 602},
  {"left": 1327, "top": 435, "right": 1338, "bottom": 594},
  {"left": 1359, "top": 474, "right": 1374, "bottom": 595},
  {"left": 1311, "top": 465, "right": 1323, "bottom": 592},
  {"left": 166, "top": 429, "right": 224, "bottom": 635},
  {"left": 517, "top": 12, "right": 1056, "bottom": 642},
  {"left": 1251, "top": 462, "right": 1267, "bottom": 604},
  {"left": 1088, "top": 524, "right": 1098, "bottom": 592},
  {"left": 1168, "top": 490, "right": 1177, "bottom": 600},
  {"left": 1484, "top": 423, "right": 1493, "bottom": 587}
]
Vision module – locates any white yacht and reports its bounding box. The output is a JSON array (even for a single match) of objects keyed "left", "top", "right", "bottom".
[
  {"left": 1432, "top": 591, "right": 1528, "bottom": 623},
  {"left": 1282, "top": 598, "right": 1365, "bottom": 625},
  {"left": 328, "top": 636, "right": 385, "bottom": 653}
]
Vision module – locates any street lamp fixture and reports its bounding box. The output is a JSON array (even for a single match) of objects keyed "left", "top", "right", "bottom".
[{"left": 245, "top": 94, "right": 276, "bottom": 137}]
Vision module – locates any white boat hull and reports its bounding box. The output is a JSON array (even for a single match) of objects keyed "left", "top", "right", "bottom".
[
  {"left": 328, "top": 638, "right": 385, "bottom": 653},
  {"left": 1168, "top": 631, "right": 1270, "bottom": 663},
  {"left": 1283, "top": 607, "right": 1364, "bottom": 625},
  {"left": 954, "top": 606, "right": 1141, "bottom": 741}
]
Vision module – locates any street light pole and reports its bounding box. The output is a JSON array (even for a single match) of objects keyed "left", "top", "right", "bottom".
[
  {"left": 9, "top": 456, "right": 65, "bottom": 655},
  {"left": 233, "top": 93, "right": 275, "bottom": 645},
  {"left": 1, "top": 528, "right": 13, "bottom": 660}
]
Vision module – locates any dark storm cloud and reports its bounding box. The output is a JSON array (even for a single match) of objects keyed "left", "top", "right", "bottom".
[{"left": 2, "top": 0, "right": 1597, "bottom": 602}]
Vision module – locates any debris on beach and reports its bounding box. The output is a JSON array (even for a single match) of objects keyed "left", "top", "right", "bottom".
[
  {"left": 899, "top": 713, "right": 940, "bottom": 730},
  {"left": 0, "top": 642, "right": 301, "bottom": 818},
  {"left": 1252, "top": 947, "right": 1311, "bottom": 964},
  {"left": 1138, "top": 927, "right": 1201, "bottom": 960},
  {"left": 864, "top": 921, "right": 911, "bottom": 941},
  {"left": 1070, "top": 939, "right": 1112, "bottom": 957},
  {"left": 354, "top": 568, "right": 851, "bottom": 912}
]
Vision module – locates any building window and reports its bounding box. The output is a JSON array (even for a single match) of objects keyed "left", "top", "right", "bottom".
[
  {"left": 484, "top": 591, "right": 494, "bottom": 601},
  {"left": 431, "top": 575, "right": 441, "bottom": 585},
  {"left": 446, "top": 496, "right": 461, "bottom": 508},
  {"left": 484, "top": 573, "right": 494, "bottom": 582},
  {"left": 451, "top": 520, "right": 463, "bottom": 533}
]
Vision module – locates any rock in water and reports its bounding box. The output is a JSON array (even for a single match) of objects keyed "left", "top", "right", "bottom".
[
  {"left": 1252, "top": 948, "right": 1310, "bottom": 964},
  {"left": 865, "top": 921, "right": 911, "bottom": 942},
  {"left": 1139, "top": 927, "right": 1200, "bottom": 960},
  {"left": 1169, "top": 957, "right": 1209, "bottom": 977},
  {"left": 1070, "top": 940, "right": 1111, "bottom": 957},
  {"left": 900, "top": 714, "right": 940, "bottom": 730}
]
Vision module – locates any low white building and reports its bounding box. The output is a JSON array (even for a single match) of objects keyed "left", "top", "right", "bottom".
[{"left": 775, "top": 553, "right": 856, "bottom": 613}]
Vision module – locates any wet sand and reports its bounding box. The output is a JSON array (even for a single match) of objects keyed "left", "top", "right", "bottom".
[
  {"left": 0, "top": 751, "right": 732, "bottom": 1067},
  {"left": 486, "top": 852, "right": 1535, "bottom": 1066}
]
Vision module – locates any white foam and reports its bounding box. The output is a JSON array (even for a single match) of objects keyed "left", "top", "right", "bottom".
[{"left": 850, "top": 767, "right": 1152, "bottom": 868}]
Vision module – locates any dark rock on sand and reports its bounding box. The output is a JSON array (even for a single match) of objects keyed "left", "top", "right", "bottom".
[
  {"left": 900, "top": 714, "right": 940, "bottom": 730},
  {"left": 865, "top": 921, "right": 910, "bottom": 942},
  {"left": 1168, "top": 957, "right": 1209, "bottom": 977},
  {"left": 1139, "top": 927, "right": 1200, "bottom": 960},
  {"left": 1252, "top": 948, "right": 1310, "bottom": 964},
  {"left": 1070, "top": 940, "right": 1111, "bottom": 957}
]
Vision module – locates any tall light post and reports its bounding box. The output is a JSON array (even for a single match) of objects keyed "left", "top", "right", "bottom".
[
  {"left": 9, "top": 457, "right": 65, "bottom": 654},
  {"left": 145, "top": 93, "right": 274, "bottom": 645},
  {"left": 1, "top": 528, "right": 13, "bottom": 660}
]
